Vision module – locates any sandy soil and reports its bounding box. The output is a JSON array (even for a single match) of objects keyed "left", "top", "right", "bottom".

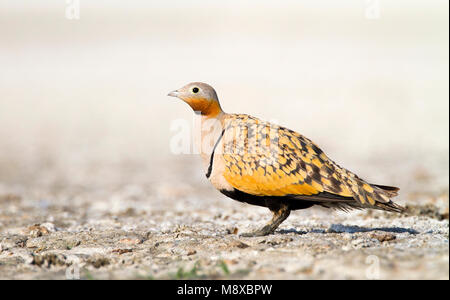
[{"left": 0, "top": 160, "right": 448, "bottom": 280}]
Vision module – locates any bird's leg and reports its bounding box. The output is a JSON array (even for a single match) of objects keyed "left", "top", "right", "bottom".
[{"left": 240, "top": 204, "right": 290, "bottom": 237}]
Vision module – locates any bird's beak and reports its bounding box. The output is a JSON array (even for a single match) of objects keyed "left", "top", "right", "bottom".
[{"left": 168, "top": 90, "right": 179, "bottom": 98}]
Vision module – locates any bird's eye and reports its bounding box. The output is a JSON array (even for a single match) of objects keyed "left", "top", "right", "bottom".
[{"left": 192, "top": 87, "right": 199, "bottom": 93}]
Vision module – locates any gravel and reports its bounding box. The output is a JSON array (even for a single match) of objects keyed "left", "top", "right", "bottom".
[{"left": 0, "top": 164, "right": 448, "bottom": 280}]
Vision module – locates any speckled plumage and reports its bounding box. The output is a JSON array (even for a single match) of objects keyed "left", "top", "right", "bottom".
[
  {"left": 169, "top": 82, "right": 404, "bottom": 236},
  {"left": 220, "top": 114, "right": 402, "bottom": 212}
]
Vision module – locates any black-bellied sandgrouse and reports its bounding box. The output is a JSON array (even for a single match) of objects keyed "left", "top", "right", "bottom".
[{"left": 168, "top": 82, "right": 404, "bottom": 237}]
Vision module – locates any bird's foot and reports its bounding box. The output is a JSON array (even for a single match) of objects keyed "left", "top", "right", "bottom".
[
  {"left": 239, "top": 204, "right": 291, "bottom": 237},
  {"left": 239, "top": 225, "right": 274, "bottom": 237}
]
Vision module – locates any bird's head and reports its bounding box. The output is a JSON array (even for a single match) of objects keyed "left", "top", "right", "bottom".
[{"left": 168, "top": 82, "right": 222, "bottom": 117}]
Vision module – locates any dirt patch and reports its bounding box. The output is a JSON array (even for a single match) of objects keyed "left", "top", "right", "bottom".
[{"left": 0, "top": 163, "right": 448, "bottom": 280}]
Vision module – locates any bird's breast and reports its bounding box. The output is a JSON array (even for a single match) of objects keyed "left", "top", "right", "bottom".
[
  {"left": 198, "top": 116, "right": 234, "bottom": 192},
  {"left": 207, "top": 153, "right": 234, "bottom": 192}
]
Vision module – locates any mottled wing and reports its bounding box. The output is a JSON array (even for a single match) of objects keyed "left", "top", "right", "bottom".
[
  {"left": 221, "top": 115, "right": 351, "bottom": 197},
  {"left": 220, "top": 114, "right": 401, "bottom": 211}
]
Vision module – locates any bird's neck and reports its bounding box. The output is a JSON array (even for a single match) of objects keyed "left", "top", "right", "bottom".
[
  {"left": 200, "top": 100, "right": 223, "bottom": 118},
  {"left": 199, "top": 101, "right": 226, "bottom": 140},
  {"left": 200, "top": 111, "right": 226, "bottom": 142}
]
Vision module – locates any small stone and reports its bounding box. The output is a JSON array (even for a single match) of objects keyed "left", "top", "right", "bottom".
[
  {"left": 230, "top": 240, "right": 249, "bottom": 249},
  {"left": 40, "top": 223, "right": 56, "bottom": 233},
  {"left": 66, "top": 239, "right": 81, "bottom": 250},
  {"left": 26, "top": 223, "right": 55, "bottom": 237},
  {"left": 370, "top": 233, "right": 396, "bottom": 243},
  {"left": 119, "top": 237, "right": 143, "bottom": 245},
  {"left": 112, "top": 249, "right": 133, "bottom": 255}
]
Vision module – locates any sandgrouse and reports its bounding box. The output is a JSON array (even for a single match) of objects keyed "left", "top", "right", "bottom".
[{"left": 168, "top": 82, "right": 404, "bottom": 237}]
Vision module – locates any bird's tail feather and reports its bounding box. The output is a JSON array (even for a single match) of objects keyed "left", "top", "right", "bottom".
[
  {"left": 367, "top": 182, "right": 404, "bottom": 213},
  {"left": 345, "top": 176, "right": 405, "bottom": 213},
  {"left": 371, "top": 184, "right": 400, "bottom": 197}
]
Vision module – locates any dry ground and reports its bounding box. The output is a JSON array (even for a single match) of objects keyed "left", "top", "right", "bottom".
[{"left": 0, "top": 159, "right": 448, "bottom": 280}]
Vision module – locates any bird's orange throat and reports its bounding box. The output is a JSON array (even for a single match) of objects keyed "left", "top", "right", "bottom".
[{"left": 185, "top": 97, "right": 222, "bottom": 118}]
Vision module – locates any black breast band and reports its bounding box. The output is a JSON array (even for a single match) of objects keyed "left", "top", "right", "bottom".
[{"left": 205, "top": 129, "right": 225, "bottom": 179}]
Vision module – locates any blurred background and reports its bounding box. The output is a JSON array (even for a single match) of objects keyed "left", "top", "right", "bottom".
[{"left": 0, "top": 0, "right": 448, "bottom": 199}]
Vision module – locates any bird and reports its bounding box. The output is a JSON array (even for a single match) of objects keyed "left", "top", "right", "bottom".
[{"left": 168, "top": 82, "right": 404, "bottom": 237}]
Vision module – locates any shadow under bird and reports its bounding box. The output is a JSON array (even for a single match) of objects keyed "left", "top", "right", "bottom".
[{"left": 168, "top": 82, "right": 404, "bottom": 237}]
